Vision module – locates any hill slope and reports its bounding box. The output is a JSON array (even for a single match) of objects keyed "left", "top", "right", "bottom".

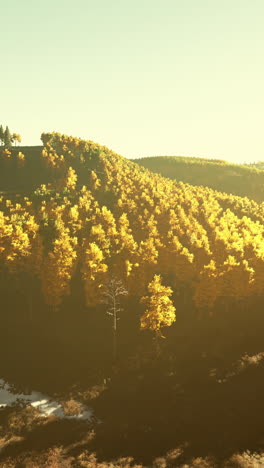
[
  {"left": 133, "top": 155, "right": 264, "bottom": 202},
  {"left": 1, "top": 134, "right": 264, "bottom": 314},
  {"left": 1, "top": 134, "right": 264, "bottom": 466}
]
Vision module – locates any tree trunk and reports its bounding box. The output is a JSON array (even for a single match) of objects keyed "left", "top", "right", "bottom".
[{"left": 113, "top": 308, "right": 117, "bottom": 362}]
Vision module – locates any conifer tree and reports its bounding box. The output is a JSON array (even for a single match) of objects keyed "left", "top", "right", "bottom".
[
  {"left": 4, "top": 126, "right": 12, "bottom": 148},
  {"left": 0, "top": 125, "right": 4, "bottom": 146}
]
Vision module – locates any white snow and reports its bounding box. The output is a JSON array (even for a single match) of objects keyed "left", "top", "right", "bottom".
[{"left": 0, "top": 379, "right": 93, "bottom": 421}]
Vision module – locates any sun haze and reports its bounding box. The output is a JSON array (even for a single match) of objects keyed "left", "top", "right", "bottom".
[{"left": 1, "top": 0, "right": 264, "bottom": 163}]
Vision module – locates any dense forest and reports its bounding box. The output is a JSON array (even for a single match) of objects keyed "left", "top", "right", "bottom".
[
  {"left": 134, "top": 155, "right": 264, "bottom": 202},
  {"left": 1, "top": 134, "right": 264, "bottom": 467}
]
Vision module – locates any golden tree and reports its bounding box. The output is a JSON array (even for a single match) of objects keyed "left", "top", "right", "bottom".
[
  {"left": 16, "top": 151, "right": 25, "bottom": 167},
  {"left": 140, "top": 275, "right": 176, "bottom": 338},
  {"left": 41, "top": 232, "right": 78, "bottom": 308},
  {"left": 11, "top": 133, "right": 22, "bottom": 146},
  {"left": 81, "top": 241, "right": 108, "bottom": 306},
  {"left": 89, "top": 170, "right": 101, "bottom": 191}
]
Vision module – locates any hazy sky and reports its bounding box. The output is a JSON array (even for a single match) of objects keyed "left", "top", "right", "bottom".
[{"left": 1, "top": 1, "right": 264, "bottom": 163}]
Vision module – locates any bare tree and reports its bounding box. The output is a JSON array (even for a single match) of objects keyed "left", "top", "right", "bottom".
[{"left": 101, "top": 277, "right": 128, "bottom": 362}]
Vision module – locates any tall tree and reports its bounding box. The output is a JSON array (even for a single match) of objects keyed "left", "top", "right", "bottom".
[
  {"left": 4, "top": 126, "right": 12, "bottom": 148},
  {"left": 101, "top": 277, "right": 128, "bottom": 362},
  {"left": 0, "top": 125, "right": 4, "bottom": 146},
  {"left": 140, "top": 275, "right": 176, "bottom": 338},
  {"left": 140, "top": 275, "right": 176, "bottom": 356}
]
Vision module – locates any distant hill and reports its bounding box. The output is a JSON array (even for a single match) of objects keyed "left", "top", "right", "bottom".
[
  {"left": 245, "top": 161, "right": 264, "bottom": 170},
  {"left": 132, "top": 155, "right": 264, "bottom": 202}
]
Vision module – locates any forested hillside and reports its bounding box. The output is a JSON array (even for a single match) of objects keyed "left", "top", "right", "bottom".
[
  {"left": 1, "top": 134, "right": 264, "bottom": 313},
  {"left": 134, "top": 155, "right": 264, "bottom": 202},
  {"left": 1, "top": 134, "right": 264, "bottom": 466}
]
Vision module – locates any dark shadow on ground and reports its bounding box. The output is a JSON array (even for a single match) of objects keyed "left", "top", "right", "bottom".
[{"left": 83, "top": 355, "right": 264, "bottom": 466}]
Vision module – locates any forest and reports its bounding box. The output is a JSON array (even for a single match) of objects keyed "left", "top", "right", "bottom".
[{"left": 1, "top": 133, "right": 264, "bottom": 467}]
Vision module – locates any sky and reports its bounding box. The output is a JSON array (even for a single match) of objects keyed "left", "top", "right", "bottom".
[{"left": 1, "top": 0, "right": 264, "bottom": 163}]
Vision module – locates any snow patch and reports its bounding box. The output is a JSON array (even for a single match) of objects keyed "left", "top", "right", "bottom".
[{"left": 0, "top": 379, "right": 93, "bottom": 421}]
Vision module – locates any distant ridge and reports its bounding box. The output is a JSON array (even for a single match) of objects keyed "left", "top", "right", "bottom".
[{"left": 133, "top": 155, "right": 264, "bottom": 202}]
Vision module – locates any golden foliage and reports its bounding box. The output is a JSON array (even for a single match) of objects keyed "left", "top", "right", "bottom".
[
  {"left": 1, "top": 131, "right": 264, "bottom": 313},
  {"left": 140, "top": 275, "right": 176, "bottom": 336},
  {"left": 41, "top": 232, "right": 77, "bottom": 307}
]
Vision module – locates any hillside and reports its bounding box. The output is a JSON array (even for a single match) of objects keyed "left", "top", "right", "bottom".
[
  {"left": 1, "top": 136, "right": 264, "bottom": 311},
  {"left": 133, "top": 155, "right": 264, "bottom": 202},
  {"left": 1, "top": 134, "right": 264, "bottom": 466},
  {"left": 245, "top": 161, "right": 264, "bottom": 170}
]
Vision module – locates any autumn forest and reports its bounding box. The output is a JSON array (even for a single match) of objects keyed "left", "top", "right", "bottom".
[{"left": 1, "top": 132, "right": 264, "bottom": 467}]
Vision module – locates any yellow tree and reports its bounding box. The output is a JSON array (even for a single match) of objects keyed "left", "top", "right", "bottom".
[
  {"left": 11, "top": 133, "right": 22, "bottom": 146},
  {"left": 0, "top": 210, "right": 43, "bottom": 321},
  {"left": 115, "top": 212, "right": 138, "bottom": 285},
  {"left": 81, "top": 241, "right": 108, "bottom": 307},
  {"left": 16, "top": 151, "right": 25, "bottom": 167},
  {"left": 140, "top": 275, "right": 176, "bottom": 339},
  {"left": 41, "top": 232, "right": 78, "bottom": 308},
  {"left": 57, "top": 167, "right": 78, "bottom": 192},
  {"left": 136, "top": 237, "right": 160, "bottom": 295},
  {"left": 89, "top": 170, "right": 101, "bottom": 191}
]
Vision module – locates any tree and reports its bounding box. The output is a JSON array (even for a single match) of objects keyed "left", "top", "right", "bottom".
[
  {"left": 81, "top": 241, "right": 108, "bottom": 307},
  {"left": 41, "top": 232, "right": 78, "bottom": 308},
  {"left": 4, "top": 126, "right": 12, "bottom": 148},
  {"left": 11, "top": 133, "right": 21, "bottom": 146},
  {"left": 0, "top": 125, "right": 4, "bottom": 146},
  {"left": 0, "top": 126, "right": 21, "bottom": 147},
  {"left": 101, "top": 277, "right": 128, "bottom": 362},
  {"left": 140, "top": 275, "right": 176, "bottom": 338},
  {"left": 57, "top": 166, "right": 77, "bottom": 192}
]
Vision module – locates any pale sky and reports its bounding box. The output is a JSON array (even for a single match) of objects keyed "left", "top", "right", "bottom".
[{"left": 1, "top": 0, "right": 264, "bottom": 163}]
